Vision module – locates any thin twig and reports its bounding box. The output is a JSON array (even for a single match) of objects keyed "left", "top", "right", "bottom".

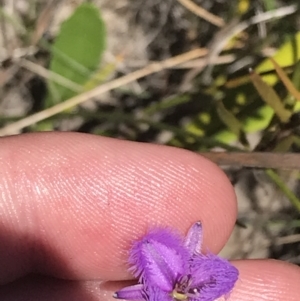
[
  {"left": 19, "top": 59, "right": 82, "bottom": 92},
  {"left": 127, "top": 54, "right": 235, "bottom": 69},
  {"left": 177, "top": 0, "right": 224, "bottom": 27},
  {"left": 31, "top": 0, "right": 60, "bottom": 45},
  {"left": 201, "top": 4, "right": 298, "bottom": 83},
  {"left": 200, "top": 152, "right": 300, "bottom": 170},
  {"left": 0, "top": 48, "right": 208, "bottom": 136},
  {"left": 0, "top": 65, "right": 19, "bottom": 87},
  {"left": 275, "top": 234, "right": 300, "bottom": 246},
  {"left": 0, "top": 0, "right": 9, "bottom": 57}
]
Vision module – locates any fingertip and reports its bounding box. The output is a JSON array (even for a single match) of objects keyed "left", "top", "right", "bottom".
[{"left": 230, "top": 259, "right": 300, "bottom": 301}]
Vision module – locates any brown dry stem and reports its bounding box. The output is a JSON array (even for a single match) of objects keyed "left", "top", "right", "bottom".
[{"left": 0, "top": 48, "right": 208, "bottom": 136}]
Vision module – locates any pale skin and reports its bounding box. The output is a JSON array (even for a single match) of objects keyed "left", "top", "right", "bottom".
[{"left": 0, "top": 132, "right": 299, "bottom": 301}]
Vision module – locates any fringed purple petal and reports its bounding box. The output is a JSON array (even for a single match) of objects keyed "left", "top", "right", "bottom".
[
  {"left": 129, "top": 228, "right": 189, "bottom": 291},
  {"left": 115, "top": 222, "right": 239, "bottom": 301},
  {"left": 189, "top": 253, "right": 239, "bottom": 301},
  {"left": 184, "top": 221, "right": 203, "bottom": 255},
  {"left": 113, "top": 284, "right": 145, "bottom": 301}
]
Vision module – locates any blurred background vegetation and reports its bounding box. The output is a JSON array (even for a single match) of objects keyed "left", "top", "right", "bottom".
[{"left": 0, "top": 0, "right": 300, "bottom": 262}]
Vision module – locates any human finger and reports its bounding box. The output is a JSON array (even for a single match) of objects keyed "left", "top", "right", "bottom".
[
  {"left": 230, "top": 259, "right": 300, "bottom": 301},
  {"left": 1, "top": 259, "right": 299, "bottom": 301},
  {"left": 0, "top": 132, "right": 236, "bottom": 284}
]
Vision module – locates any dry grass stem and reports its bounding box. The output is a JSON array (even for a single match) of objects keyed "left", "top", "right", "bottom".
[
  {"left": 0, "top": 65, "right": 18, "bottom": 87},
  {"left": 275, "top": 234, "right": 300, "bottom": 245},
  {"left": 190, "top": 4, "right": 297, "bottom": 84},
  {"left": 177, "top": 0, "right": 224, "bottom": 27},
  {"left": 20, "top": 59, "right": 82, "bottom": 92},
  {"left": 31, "top": 0, "right": 60, "bottom": 45},
  {"left": 0, "top": 48, "right": 208, "bottom": 136},
  {"left": 128, "top": 54, "right": 235, "bottom": 69}
]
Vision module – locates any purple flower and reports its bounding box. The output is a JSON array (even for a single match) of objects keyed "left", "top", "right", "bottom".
[{"left": 114, "top": 222, "right": 238, "bottom": 301}]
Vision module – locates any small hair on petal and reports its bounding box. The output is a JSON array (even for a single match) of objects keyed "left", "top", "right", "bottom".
[
  {"left": 128, "top": 227, "right": 190, "bottom": 291},
  {"left": 190, "top": 253, "right": 239, "bottom": 301}
]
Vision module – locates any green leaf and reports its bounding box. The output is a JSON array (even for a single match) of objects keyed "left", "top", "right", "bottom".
[
  {"left": 216, "top": 100, "right": 249, "bottom": 146},
  {"left": 47, "top": 3, "right": 106, "bottom": 107},
  {"left": 144, "top": 95, "right": 191, "bottom": 115},
  {"left": 256, "top": 32, "right": 300, "bottom": 85},
  {"left": 249, "top": 69, "right": 291, "bottom": 123},
  {"left": 83, "top": 60, "right": 118, "bottom": 91},
  {"left": 270, "top": 57, "right": 300, "bottom": 102},
  {"left": 261, "top": 0, "right": 276, "bottom": 11}
]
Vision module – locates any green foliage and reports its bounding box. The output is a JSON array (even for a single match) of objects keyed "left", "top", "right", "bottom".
[
  {"left": 47, "top": 3, "right": 106, "bottom": 107},
  {"left": 182, "top": 31, "right": 300, "bottom": 146},
  {"left": 144, "top": 95, "right": 191, "bottom": 115},
  {"left": 256, "top": 32, "right": 300, "bottom": 85},
  {"left": 249, "top": 69, "right": 291, "bottom": 123},
  {"left": 266, "top": 169, "right": 300, "bottom": 212},
  {"left": 216, "top": 99, "right": 249, "bottom": 147}
]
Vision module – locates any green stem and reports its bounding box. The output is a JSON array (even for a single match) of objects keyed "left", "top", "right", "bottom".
[{"left": 265, "top": 169, "right": 300, "bottom": 212}]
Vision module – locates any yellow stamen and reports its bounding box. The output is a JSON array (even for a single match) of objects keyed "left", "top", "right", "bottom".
[{"left": 171, "top": 290, "right": 188, "bottom": 301}]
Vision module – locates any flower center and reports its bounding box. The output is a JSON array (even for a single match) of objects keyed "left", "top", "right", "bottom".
[
  {"left": 171, "top": 290, "right": 188, "bottom": 301},
  {"left": 170, "top": 276, "right": 198, "bottom": 301}
]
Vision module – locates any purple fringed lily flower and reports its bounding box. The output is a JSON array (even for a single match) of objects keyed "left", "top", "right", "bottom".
[{"left": 114, "top": 222, "right": 238, "bottom": 301}]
